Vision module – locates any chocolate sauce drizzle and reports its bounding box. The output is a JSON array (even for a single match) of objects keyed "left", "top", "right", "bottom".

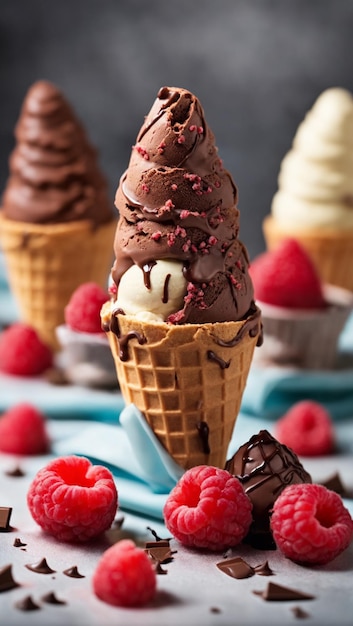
[
  {"left": 207, "top": 351, "right": 230, "bottom": 369},
  {"left": 162, "top": 273, "right": 171, "bottom": 303},
  {"left": 104, "top": 307, "right": 147, "bottom": 362},
  {"left": 142, "top": 261, "right": 156, "bottom": 289},
  {"left": 197, "top": 421, "right": 210, "bottom": 454},
  {"left": 213, "top": 306, "right": 263, "bottom": 349}
]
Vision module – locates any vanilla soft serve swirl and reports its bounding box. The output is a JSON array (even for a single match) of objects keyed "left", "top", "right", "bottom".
[{"left": 271, "top": 88, "right": 353, "bottom": 230}]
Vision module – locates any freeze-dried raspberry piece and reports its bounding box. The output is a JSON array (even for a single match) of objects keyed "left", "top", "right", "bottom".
[
  {"left": 27, "top": 455, "right": 118, "bottom": 542},
  {"left": 0, "top": 403, "right": 50, "bottom": 455},
  {"left": 270, "top": 483, "right": 353, "bottom": 565},
  {"left": 275, "top": 400, "right": 335, "bottom": 456},
  {"left": 0, "top": 323, "right": 53, "bottom": 376},
  {"left": 163, "top": 465, "right": 252, "bottom": 551},
  {"left": 93, "top": 539, "right": 157, "bottom": 607},
  {"left": 65, "top": 282, "right": 109, "bottom": 333}
]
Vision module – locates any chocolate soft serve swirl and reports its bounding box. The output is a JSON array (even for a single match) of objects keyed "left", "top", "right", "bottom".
[
  {"left": 112, "top": 86, "right": 256, "bottom": 324},
  {"left": 2, "top": 80, "right": 113, "bottom": 226}
]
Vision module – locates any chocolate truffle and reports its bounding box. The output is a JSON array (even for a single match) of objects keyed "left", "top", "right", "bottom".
[{"left": 225, "top": 430, "right": 311, "bottom": 548}]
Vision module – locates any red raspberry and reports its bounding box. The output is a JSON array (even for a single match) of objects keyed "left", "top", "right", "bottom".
[
  {"left": 93, "top": 539, "right": 157, "bottom": 607},
  {"left": 163, "top": 465, "right": 252, "bottom": 551},
  {"left": 0, "top": 403, "right": 50, "bottom": 455},
  {"left": 65, "top": 282, "right": 109, "bottom": 333},
  {"left": 249, "top": 238, "right": 326, "bottom": 309},
  {"left": 275, "top": 400, "right": 335, "bottom": 456},
  {"left": 271, "top": 483, "right": 353, "bottom": 565},
  {"left": 0, "top": 323, "right": 53, "bottom": 376},
  {"left": 27, "top": 455, "right": 118, "bottom": 542}
]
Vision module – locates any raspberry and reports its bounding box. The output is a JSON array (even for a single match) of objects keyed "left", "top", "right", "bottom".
[
  {"left": 0, "top": 323, "right": 53, "bottom": 376},
  {"left": 249, "top": 238, "right": 326, "bottom": 309},
  {"left": 163, "top": 465, "right": 252, "bottom": 551},
  {"left": 0, "top": 403, "right": 50, "bottom": 455},
  {"left": 270, "top": 483, "right": 353, "bottom": 565},
  {"left": 64, "top": 282, "right": 109, "bottom": 333},
  {"left": 93, "top": 539, "right": 157, "bottom": 607},
  {"left": 275, "top": 400, "right": 335, "bottom": 456},
  {"left": 27, "top": 455, "right": 118, "bottom": 542}
]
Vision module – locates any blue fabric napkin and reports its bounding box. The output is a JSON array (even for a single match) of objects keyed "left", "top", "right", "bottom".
[{"left": 241, "top": 312, "right": 353, "bottom": 420}]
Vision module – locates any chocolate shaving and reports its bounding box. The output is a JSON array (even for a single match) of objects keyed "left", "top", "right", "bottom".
[
  {"left": 63, "top": 565, "right": 85, "bottom": 578},
  {"left": 253, "top": 582, "right": 315, "bottom": 601},
  {"left": 13, "top": 537, "right": 27, "bottom": 548},
  {"left": 0, "top": 506, "right": 12, "bottom": 531},
  {"left": 15, "top": 595, "right": 41, "bottom": 611},
  {"left": 26, "top": 557, "right": 56, "bottom": 574},
  {"left": 145, "top": 540, "right": 174, "bottom": 564},
  {"left": 320, "top": 472, "right": 351, "bottom": 497},
  {"left": 5, "top": 466, "right": 25, "bottom": 477},
  {"left": 41, "top": 591, "right": 67, "bottom": 605},
  {"left": 216, "top": 556, "right": 254, "bottom": 579},
  {"left": 253, "top": 560, "right": 274, "bottom": 576},
  {"left": 0, "top": 564, "right": 20, "bottom": 592}
]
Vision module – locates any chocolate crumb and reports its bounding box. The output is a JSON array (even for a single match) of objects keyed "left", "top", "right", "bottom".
[
  {"left": 292, "top": 606, "right": 311, "bottom": 619},
  {"left": 253, "top": 582, "right": 315, "bottom": 601},
  {"left": 26, "top": 557, "right": 56, "bottom": 574},
  {"left": 146, "top": 526, "right": 172, "bottom": 542},
  {"left": 113, "top": 516, "right": 125, "bottom": 529},
  {"left": 63, "top": 565, "right": 85, "bottom": 578},
  {"left": 0, "top": 506, "right": 12, "bottom": 531},
  {"left": 0, "top": 564, "right": 20, "bottom": 592},
  {"left": 13, "top": 537, "right": 27, "bottom": 548},
  {"left": 41, "top": 591, "right": 67, "bottom": 605},
  {"left": 210, "top": 606, "right": 222, "bottom": 613},
  {"left": 15, "top": 595, "right": 41, "bottom": 611},
  {"left": 5, "top": 466, "right": 25, "bottom": 477},
  {"left": 216, "top": 556, "right": 254, "bottom": 579}
]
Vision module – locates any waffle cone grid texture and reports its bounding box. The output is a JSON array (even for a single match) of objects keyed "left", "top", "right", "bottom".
[
  {"left": 108, "top": 316, "right": 258, "bottom": 469},
  {"left": 0, "top": 215, "right": 116, "bottom": 349}
]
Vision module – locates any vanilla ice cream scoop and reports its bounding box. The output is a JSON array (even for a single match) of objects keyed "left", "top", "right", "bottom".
[{"left": 116, "top": 259, "right": 187, "bottom": 322}]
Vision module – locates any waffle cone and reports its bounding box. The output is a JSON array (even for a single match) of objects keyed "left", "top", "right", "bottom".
[
  {"left": 0, "top": 214, "right": 116, "bottom": 350},
  {"left": 103, "top": 305, "right": 261, "bottom": 470},
  {"left": 263, "top": 214, "right": 353, "bottom": 292}
]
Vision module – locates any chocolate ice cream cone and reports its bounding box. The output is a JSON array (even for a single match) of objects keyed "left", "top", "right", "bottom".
[
  {"left": 102, "top": 304, "right": 261, "bottom": 470},
  {"left": 0, "top": 215, "right": 115, "bottom": 350}
]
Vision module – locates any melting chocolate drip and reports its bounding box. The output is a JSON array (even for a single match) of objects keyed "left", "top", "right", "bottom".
[
  {"left": 207, "top": 350, "right": 230, "bottom": 369},
  {"left": 105, "top": 307, "right": 147, "bottom": 361},
  {"left": 213, "top": 306, "right": 262, "bottom": 349},
  {"left": 25, "top": 558, "right": 56, "bottom": 574},
  {"left": 197, "top": 421, "right": 210, "bottom": 454},
  {"left": 162, "top": 273, "right": 171, "bottom": 303},
  {"left": 142, "top": 261, "right": 157, "bottom": 289}
]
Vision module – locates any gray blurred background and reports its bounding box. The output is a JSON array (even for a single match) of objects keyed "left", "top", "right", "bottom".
[{"left": 1, "top": 0, "right": 353, "bottom": 260}]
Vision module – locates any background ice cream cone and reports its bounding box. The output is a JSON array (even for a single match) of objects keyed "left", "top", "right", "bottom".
[
  {"left": 263, "top": 215, "right": 353, "bottom": 292},
  {"left": 0, "top": 214, "right": 116, "bottom": 350},
  {"left": 103, "top": 306, "right": 261, "bottom": 470}
]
